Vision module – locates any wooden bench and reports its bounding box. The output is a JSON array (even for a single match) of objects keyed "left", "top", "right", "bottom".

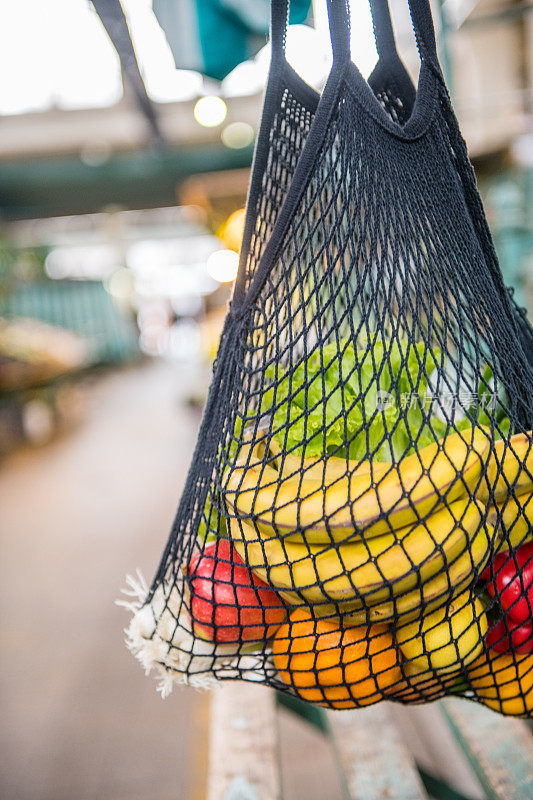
[{"left": 206, "top": 683, "right": 533, "bottom": 800}]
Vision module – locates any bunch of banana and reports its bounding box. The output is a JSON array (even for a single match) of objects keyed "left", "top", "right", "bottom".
[
  {"left": 337, "top": 520, "right": 492, "bottom": 626},
  {"left": 481, "top": 431, "right": 533, "bottom": 554},
  {"left": 230, "top": 505, "right": 493, "bottom": 624},
  {"left": 225, "top": 428, "right": 491, "bottom": 544},
  {"left": 225, "top": 428, "right": 496, "bottom": 624}
]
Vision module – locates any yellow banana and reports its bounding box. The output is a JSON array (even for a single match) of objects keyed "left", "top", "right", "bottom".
[
  {"left": 229, "top": 498, "right": 486, "bottom": 607},
  {"left": 225, "top": 429, "right": 490, "bottom": 542},
  {"left": 273, "top": 520, "right": 493, "bottom": 625},
  {"left": 265, "top": 437, "right": 390, "bottom": 482},
  {"left": 334, "top": 521, "right": 493, "bottom": 625},
  {"left": 304, "top": 572, "right": 478, "bottom": 627},
  {"left": 251, "top": 527, "right": 492, "bottom": 628},
  {"left": 478, "top": 431, "right": 533, "bottom": 503},
  {"left": 487, "top": 490, "right": 533, "bottom": 553}
]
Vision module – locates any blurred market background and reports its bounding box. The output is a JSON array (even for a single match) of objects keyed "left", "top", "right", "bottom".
[{"left": 0, "top": 1, "right": 532, "bottom": 799}]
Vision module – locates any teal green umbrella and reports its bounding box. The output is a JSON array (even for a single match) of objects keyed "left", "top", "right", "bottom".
[{"left": 153, "top": 0, "right": 311, "bottom": 82}]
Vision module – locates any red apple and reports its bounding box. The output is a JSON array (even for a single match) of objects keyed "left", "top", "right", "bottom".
[{"left": 186, "top": 538, "right": 286, "bottom": 643}]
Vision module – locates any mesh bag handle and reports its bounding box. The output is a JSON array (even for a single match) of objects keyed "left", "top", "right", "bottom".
[
  {"left": 270, "top": 0, "right": 414, "bottom": 68},
  {"left": 367, "top": 0, "right": 418, "bottom": 131},
  {"left": 271, "top": 0, "right": 351, "bottom": 64},
  {"left": 408, "top": 0, "right": 439, "bottom": 68},
  {"left": 370, "top": 0, "right": 398, "bottom": 58},
  {"left": 233, "top": 0, "right": 429, "bottom": 307},
  {"left": 234, "top": 0, "right": 444, "bottom": 318}
]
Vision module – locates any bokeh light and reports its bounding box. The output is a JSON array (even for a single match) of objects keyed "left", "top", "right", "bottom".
[
  {"left": 206, "top": 249, "right": 239, "bottom": 283},
  {"left": 221, "top": 122, "right": 255, "bottom": 149},
  {"left": 194, "top": 96, "right": 227, "bottom": 128}
]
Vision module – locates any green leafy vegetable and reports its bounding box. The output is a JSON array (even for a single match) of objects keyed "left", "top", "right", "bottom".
[{"left": 261, "top": 336, "right": 449, "bottom": 462}]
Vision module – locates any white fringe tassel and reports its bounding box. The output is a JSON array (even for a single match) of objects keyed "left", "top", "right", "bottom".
[{"left": 117, "top": 570, "right": 274, "bottom": 698}]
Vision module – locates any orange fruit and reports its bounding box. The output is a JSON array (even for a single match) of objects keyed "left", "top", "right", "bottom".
[
  {"left": 466, "top": 651, "right": 533, "bottom": 716},
  {"left": 272, "top": 608, "right": 402, "bottom": 709}
]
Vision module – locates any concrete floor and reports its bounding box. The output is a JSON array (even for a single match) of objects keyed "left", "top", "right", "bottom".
[{"left": 0, "top": 360, "right": 210, "bottom": 800}]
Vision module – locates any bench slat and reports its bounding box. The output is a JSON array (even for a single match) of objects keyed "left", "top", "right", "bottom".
[
  {"left": 441, "top": 697, "right": 533, "bottom": 800},
  {"left": 390, "top": 703, "right": 486, "bottom": 800},
  {"left": 328, "top": 702, "right": 429, "bottom": 800},
  {"left": 207, "top": 683, "right": 281, "bottom": 800}
]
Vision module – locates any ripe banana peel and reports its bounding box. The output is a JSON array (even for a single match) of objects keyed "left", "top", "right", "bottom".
[
  {"left": 478, "top": 431, "right": 533, "bottom": 503},
  {"left": 225, "top": 429, "right": 490, "bottom": 542},
  {"left": 337, "top": 521, "right": 493, "bottom": 625},
  {"left": 487, "top": 490, "right": 533, "bottom": 553},
  {"left": 285, "top": 552, "right": 489, "bottom": 628},
  {"left": 229, "top": 498, "right": 488, "bottom": 608},
  {"left": 266, "top": 436, "right": 389, "bottom": 483}
]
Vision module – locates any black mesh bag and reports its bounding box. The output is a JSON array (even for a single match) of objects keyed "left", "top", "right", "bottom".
[{"left": 122, "top": 0, "right": 533, "bottom": 716}]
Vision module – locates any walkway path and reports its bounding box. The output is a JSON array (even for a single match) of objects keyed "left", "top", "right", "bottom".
[{"left": 0, "top": 360, "right": 209, "bottom": 800}]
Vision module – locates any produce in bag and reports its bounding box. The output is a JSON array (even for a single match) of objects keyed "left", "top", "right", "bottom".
[{"left": 120, "top": 0, "right": 533, "bottom": 715}]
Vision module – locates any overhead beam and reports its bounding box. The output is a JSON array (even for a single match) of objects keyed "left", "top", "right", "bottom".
[
  {"left": 0, "top": 144, "right": 253, "bottom": 220},
  {"left": 0, "top": 93, "right": 262, "bottom": 161},
  {"left": 91, "top": 0, "right": 165, "bottom": 145}
]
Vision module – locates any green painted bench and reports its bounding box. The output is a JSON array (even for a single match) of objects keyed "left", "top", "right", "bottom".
[{"left": 206, "top": 683, "right": 533, "bottom": 800}]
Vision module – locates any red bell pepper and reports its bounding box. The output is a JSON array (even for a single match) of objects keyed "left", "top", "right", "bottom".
[
  {"left": 482, "top": 541, "right": 533, "bottom": 624},
  {"left": 486, "top": 618, "right": 533, "bottom": 655}
]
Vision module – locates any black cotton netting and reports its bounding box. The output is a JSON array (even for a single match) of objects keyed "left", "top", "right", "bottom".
[{"left": 123, "top": 0, "right": 533, "bottom": 716}]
